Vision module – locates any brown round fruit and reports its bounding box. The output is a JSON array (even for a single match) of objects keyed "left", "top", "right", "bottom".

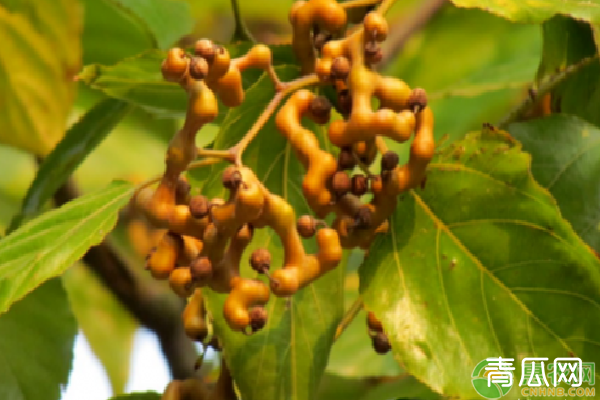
[
  {"left": 297, "top": 215, "right": 317, "bottom": 238},
  {"left": 190, "top": 256, "right": 213, "bottom": 281},
  {"left": 309, "top": 96, "right": 332, "bottom": 124},
  {"left": 250, "top": 248, "right": 271, "bottom": 274},
  {"left": 189, "top": 195, "right": 210, "bottom": 218},
  {"left": 249, "top": 307, "right": 268, "bottom": 332},
  {"left": 330, "top": 57, "right": 350, "bottom": 81},
  {"left": 331, "top": 171, "right": 351, "bottom": 197},
  {"left": 351, "top": 174, "right": 368, "bottom": 196},
  {"left": 372, "top": 332, "right": 391, "bottom": 354}
]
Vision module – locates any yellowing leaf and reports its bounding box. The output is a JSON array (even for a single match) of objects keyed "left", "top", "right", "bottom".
[{"left": 0, "top": 0, "right": 81, "bottom": 155}]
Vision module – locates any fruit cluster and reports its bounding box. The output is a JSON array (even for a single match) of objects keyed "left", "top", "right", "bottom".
[{"left": 130, "top": 4, "right": 434, "bottom": 394}]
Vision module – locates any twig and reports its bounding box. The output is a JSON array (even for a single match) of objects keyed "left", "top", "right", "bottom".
[
  {"left": 498, "top": 55, "right": 600, "bottom": 128},
  {"left": 54, "top": 180, "right": 198, "bottom": 380},
  {"left": 231, "top": 74, "right": 320, "bottom": 165},
  {"left": 230, "top": 0, "right": 255, "bottom": 43},
  {"left": 379, "top": 0, "right": 447, "bottom": 69},
  {"left": 335, "top": 297, "right": 364, "bottom": 340}
]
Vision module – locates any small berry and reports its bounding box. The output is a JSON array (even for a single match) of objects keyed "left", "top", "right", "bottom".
[
  {"left": 194, "top": 39, "right": 215, "bottom": 63},
  {"left": 330, "top": 57, "right": 350, "bottom": 81},
  {"left": 351, "top": 174, "right": 368, "bottom": 196},
  {"left": 189, "top": 57, "right": 209, "bottom": 80},
  {"left": 331, "top": 171, "right": 351, "bottom": 197},
  {"left": 189, "top": 195, "right": 210, "bottom": 218},
  {"left": 354, "top": 206, "right": 372, "bottom": 229},
  {"left": 250, "top": 249, "right": 271, "bottom": 274},
  {"left": 408, "top": 88, "right": 428, "bottom": 113},
  {"left": 190, "top": 257, "right": 213, "bottom": 281},
  {"left": 338, "top": 147, "right": 356, "bottom": 170},
  {"left": 297, "top": 215, "right": 317, "bottom": 238},
  {"left": 309, "top": 96, "right": 332, "bottom": 124},
  {"left": 222, "top": 167, "right": 242, "bottom": 189},
  {"left": 249, "top": 307, "right": 268, "bottom": 332},
  {"left": 372, "top": 332, "right": 391, "bottom": 354},
  {"left": 381, "top": 151, "right": 399, "bottom": 171}
]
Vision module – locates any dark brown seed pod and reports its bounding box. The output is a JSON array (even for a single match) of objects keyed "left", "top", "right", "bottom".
[
  {"left": 194, "top": 39, "right": 215, "bottom": 63},
  {"left": 222, "top": 166, "right": 242, "bottom": 190},
  {"left": 330, "top": 57, "right": 351, "bottom": 81},
  {"left": 408, "top": 88, "right": 428, "bottom": 113},
  {"left": 309, "top": 96, "right": 332, "bottom": 125},
  {"left": 338, "top": 147, "right": 356, "bottom": 170},
  {"left": 331, "top": 171, "right": 351, "bottom": 197},
  {"left": 381, "top": 151, "right": 399, "bottom": 171},
  {"left": 372, "top": 332, "right": 391, "bottom": 354},
  {"left": 189, "top": 57, "right": 209, "bottom": 80},
  {"left": 366, "top": 311, "right": 383, "bottom": 332},
  {"left": 364, "top": 41, "right": 382, "bottom": 64},
  {"left": 249, "top": 306, "right": 268, "bottom": 332},
  {"left": 250, "top": 248, "right": 271, "bottom": 274},
  {"left": 351, "top": 174, "right": 368, "bottom": 196},
  {"left": 297, "top": 215, "right": 317, "bottom": 238},
  {"left": 336, "top": 89, "right": 352, "bottom": 116},
  {"left": 190, "top": 256, "right": 213, "bottom": 281},
  {"left": 189, "top": 195, "right": 210, "bottom": 219},
  {"left": 354, "top": 206, "right": 372, "bottom": 229}
]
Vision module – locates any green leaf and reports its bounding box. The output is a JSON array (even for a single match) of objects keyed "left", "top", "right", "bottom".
[
  {"left": 317, "top": 374, "right": 442, "bottom": 400},
  {"left": 449, "top": 0, "right": 600, "bottom": 24},
  {"left": 63, "top": 263, "right": 137, "bottom": 395},
  {"left": 201, "top": 66, "right": 345, "bottom": 400},
  {"left": 79, "top": 44, "right": 296, "bottom": 119},
  {"left": 535, "top": 15, "right": 600, "bottom": 126},
  {"left": 0, "top": 278, "right": 77, "bottom": 400},
  {"left": 509, "top": 115, "right": 600, "bottom": 254},
  {"left": 107, "top": 392, "right": 161, "bottom": 400},
  {"left": 8, "top": 98, "right": 132, "bottom": 233},
  {"left": 81, "top": 0, "right": 152, "bottom": 65},
  {"left": 81, "top": 0, "right": 193, "bottom": 65},
  {"left": 109, "top": 0, "right": 193, "bottom": 50},
  {"left": 384, "top": 5, "right": 541, "bottom": 158},
  {"left": 0, "top": 180, "right": 135, "bottom": 315},
  {"left": 359, "top": 127, "right": 600, "bottom": 399},
  {"left": 0, "top": 0, "right": 81, "bottom": 155}
]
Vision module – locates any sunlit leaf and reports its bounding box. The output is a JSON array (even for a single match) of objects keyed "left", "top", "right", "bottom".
[
  {"left": 0, "top": 180, "right": 135, "bottom": 315},
  {"left": 449, "top": 0, "right": 600, "bottom": 24},
  {"left": 0, "top": 0, "right": 81, "bottom": 155},
  {"left": 360, "top": 127, "right": 600, "bottom": 399}
]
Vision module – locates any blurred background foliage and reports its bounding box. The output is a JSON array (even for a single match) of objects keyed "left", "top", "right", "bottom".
[{"left": 0, "top": 0, "right": 560, "bottom": 398}]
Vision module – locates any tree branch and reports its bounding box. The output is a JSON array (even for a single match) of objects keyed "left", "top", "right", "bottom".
[
  {"left": 55, "top": 181, "right": 197, "bottom": 380},
  {"left": 378, "top": 0, "right": 447, "bottom": 69}
]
